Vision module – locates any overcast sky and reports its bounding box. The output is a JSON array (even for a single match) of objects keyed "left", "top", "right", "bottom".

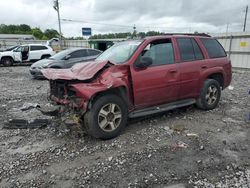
[{"left": 0, "top": 0, "right": 249, "bottom": 37}]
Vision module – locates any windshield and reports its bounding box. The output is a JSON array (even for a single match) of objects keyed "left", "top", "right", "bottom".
[
  {"left": 49, "top": 50, "right": 70, "bottom": 60},
  {"left": 6, "top": 46, "right": 18, "bottom": 51},
  {"left": 96, "top": 40, "right": 142, "bottom": 64}
]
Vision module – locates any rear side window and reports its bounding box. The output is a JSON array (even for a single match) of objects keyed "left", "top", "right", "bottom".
[
  {"left": 177, "top": 38, "right": 195, "bottom": 61},
  {"left": 200, "top": 38, "right": 226, "bottom": 58},
  {"left": 30, "top": 45, "right": 48, "bottom": 51},
  {"left": 177, "top": 38, "right": 204, "bottom": 61},
  {"left": 70, "top": 50, "right": 88, "bottom": 58},
  {"left": 88, "top": 49, "right": 101, "bottom": 56},
  {"left": 191, "top": 39, "right": 204, "bottom": 60}
]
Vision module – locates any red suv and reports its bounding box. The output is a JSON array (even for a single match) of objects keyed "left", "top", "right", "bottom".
[{"left": 42, "top": 34, "right": 232, "bottom": 139}]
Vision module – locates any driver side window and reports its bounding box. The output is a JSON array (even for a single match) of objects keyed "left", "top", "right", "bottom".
[
  {"left": 15, "top": 47, "right": 22, "bottom": 52},
  {"left": 141, "top": 39, "right": 174, "bottom": 66}
]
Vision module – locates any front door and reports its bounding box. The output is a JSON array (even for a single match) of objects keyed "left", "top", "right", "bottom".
[
  {"left": 13, "top": 46, "right": 22, "bottom": 62},
  {"left": 131, "top": 39, "right": 180, "bottom": 109}
]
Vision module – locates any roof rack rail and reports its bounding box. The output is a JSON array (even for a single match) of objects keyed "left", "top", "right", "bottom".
[{"left": 164, "top": 33, "right": 211, "bottom": 37}]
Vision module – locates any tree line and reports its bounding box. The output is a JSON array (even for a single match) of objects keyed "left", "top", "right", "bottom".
[
  {"left": 1, "top": 24, "right": 191, "bottom": 40},
  {"left": 0, "top": 24, "right": 59, "bottom": 40},
  {"left": 88, "top": 31, "right": 164, "bottom": 39}
]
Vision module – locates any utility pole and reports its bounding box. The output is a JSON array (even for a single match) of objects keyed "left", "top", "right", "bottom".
[
  {"left": 53, "top": 0, "right": 62, "bottom": 48},
  {"left": 243, "top": 5, "right": 248, "bottom": 32},
  {"left": 133, "top": 24, "right": 136, "bottom": 38}
]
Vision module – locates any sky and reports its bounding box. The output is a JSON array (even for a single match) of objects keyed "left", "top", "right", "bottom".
[{"left": 0, "top": 0, "right": 249, "bottom": 37}]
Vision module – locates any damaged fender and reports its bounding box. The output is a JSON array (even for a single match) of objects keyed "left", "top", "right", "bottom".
[
  {"left": 44, "top": 60, "right": 132, "bottom": 114},
  {"left": 69, "top": 64, "right": 131, "bottom": 110}
]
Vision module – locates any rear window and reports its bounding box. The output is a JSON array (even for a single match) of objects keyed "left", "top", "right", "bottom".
[{"left": 200, "top": 38, "right": 226, "bottom": 58}]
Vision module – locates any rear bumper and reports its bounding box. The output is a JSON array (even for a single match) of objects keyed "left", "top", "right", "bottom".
[{"left": 223, "top": 63, "right": 232, "bottom": 89}]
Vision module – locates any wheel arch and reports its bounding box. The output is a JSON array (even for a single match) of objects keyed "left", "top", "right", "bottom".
[
  {"left": 88, "top": 86, "right": 129, "bottom": 110},
  {"left": 206, "top": 72, "right": 224, "bottom": 88},
  {"left": 1, "top": 56, "right": 14, "bottom": 62}
]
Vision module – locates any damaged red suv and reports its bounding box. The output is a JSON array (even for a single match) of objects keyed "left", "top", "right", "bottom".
[{"left": 42, "top": 34, "right": 232, "bottom": 139}]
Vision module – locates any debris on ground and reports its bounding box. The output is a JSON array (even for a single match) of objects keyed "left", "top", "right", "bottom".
[
  {"left": 172, "top": 141, "right": 189, "bottom": 149},
  {"left": 3, "top": 119, "right": 50, "bottom": 129},
  {"left": 186, "top": 133, "right": 199, "bottom": 137},
  {"left": 0, "top": 67, "right": 249, "bottom": 187},
  {"left": 20, "top": 102, "right": 40, "bottom": 111}
]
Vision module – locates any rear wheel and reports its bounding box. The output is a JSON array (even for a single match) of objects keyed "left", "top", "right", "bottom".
[
  {"left": 2, "top": 57, "right": 14, "bottom": 66},
  {"left": 84, "top": 94, "right": 128, "bottom": 139},
  {"left": 196, "top": 79, "right": 221, "bottom": 110}
]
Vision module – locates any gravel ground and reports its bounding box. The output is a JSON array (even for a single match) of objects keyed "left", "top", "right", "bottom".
[{"left": 0, "top": 66, "right": 249, "bottom": 188}]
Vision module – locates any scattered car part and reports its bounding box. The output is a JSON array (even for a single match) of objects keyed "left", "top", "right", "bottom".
[{"left": 4, "top": 119, "right": 50, "bottom": 129}]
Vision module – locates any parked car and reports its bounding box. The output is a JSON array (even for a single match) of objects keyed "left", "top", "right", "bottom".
[
  {"left": 30, "top": 48, "right": 102, "bottom": 79},
  {"left": 42, "top": 34, "right": 232, "bottom": 139},
  {"left": 0, "top": 44, "right": 55, "bottom": 66}
]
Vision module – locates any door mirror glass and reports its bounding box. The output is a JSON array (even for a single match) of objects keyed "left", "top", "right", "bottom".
[{"left": 135, "top": 57, "right": 153, "bottom": 68}]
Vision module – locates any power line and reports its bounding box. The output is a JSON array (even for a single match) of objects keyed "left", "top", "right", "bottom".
[
  {"left": 61, "top": 18, "right": 194, "bottom": 30},
  {"left": 61, "top": 19, "right": 132, "bottom": 28}
]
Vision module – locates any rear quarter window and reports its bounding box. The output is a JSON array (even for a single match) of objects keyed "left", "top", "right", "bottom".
[
  {"left": 30, "top": 45, "right": 48, "bottom": 51},
  {"left": 200, "top": 38, "right": 226, "bottom": 58}
]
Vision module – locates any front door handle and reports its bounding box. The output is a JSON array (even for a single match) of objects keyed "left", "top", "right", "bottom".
[{"left": 169, "top": 69, "right": 177, "bottom": 73}]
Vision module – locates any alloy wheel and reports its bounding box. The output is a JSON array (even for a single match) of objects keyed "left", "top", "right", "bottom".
[{"left": 98, "top": 103, "right": 122, "bottom": 132}]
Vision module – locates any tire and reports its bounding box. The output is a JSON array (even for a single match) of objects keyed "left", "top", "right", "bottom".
[
  {"left": 196, "top": 79, "right": 221, "bottom": 110},
  {"left": 84, "top": 94, "right": 128, "bottom": 139},
  {"left": 2, "top": 57, "right": 14, "bottom": 66}
]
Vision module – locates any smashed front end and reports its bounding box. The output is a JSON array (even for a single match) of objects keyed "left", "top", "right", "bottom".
[
  {"left": 49, "top": 80, "right": 88, "bottom": 113},
  {"left": 42, "top": 60, "right": 130, "bottom": 118}
]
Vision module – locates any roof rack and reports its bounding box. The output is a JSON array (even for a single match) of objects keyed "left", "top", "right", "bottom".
[{"left": 164, "top": 33, "right": 211, "bottom": 37}]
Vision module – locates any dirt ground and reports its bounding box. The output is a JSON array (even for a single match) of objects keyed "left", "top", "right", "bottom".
[{"left": 0, "top": 66, "right": 249, "bottom": 188}]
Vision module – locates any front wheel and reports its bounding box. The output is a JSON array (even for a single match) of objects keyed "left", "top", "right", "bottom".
[
  {"left": 84, "top": 94, "right": 128, "bottom": 139},
  {"left": 196, "top": 79, "right": 221, "bottom": 110},
  {"left": 2, "top": 57, "right": 14, "bottom": 66}
]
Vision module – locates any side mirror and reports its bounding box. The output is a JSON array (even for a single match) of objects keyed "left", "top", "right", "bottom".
[
  {"left": 64, "top": 54, "right": 71, "bottom": 60},
  {"left": 135, "top": 57, "right": 153, "bottom": 69}
]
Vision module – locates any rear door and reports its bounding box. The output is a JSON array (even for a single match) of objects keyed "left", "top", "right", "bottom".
[
  {"left": 29, "top": 45, "right": 48, "bottom": 60},
  {"left": 131, "top": 39, "right": 180, "bottom": 108},
  {"left": 176, "top": 37, "right": 205, "bottom": 99}
]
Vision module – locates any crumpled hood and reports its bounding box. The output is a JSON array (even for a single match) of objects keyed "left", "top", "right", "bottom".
[{"left": 41, "top": 60, "right": 111, "bottom": 80}]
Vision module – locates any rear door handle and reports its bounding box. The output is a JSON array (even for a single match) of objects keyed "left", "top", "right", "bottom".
[
  {"left": 169, "top": 69, "right": 177, "bottom": 73},
  {"left": 201, "top": 65, "right": 207, "bottom": 69}
]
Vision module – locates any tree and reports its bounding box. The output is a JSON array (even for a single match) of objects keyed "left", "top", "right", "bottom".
[
  {"left": 19, "top": 24, "right": 32, "bottom": 34},
  {"left": 0, "top": 24, "right": 61, "bottom": 40},
  {"left": 32, "top": 28, "right": 44, "bottom": 39},
  {"left": 44, "top": 29, "right": 60, "bottom": 39}
]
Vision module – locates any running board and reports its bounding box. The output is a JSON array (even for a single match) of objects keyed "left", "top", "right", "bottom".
[{"left": 129, "top": 99, "right": 196, "bottom": 118}]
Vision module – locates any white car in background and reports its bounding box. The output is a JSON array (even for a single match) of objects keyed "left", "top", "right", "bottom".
[{"left": 0, "top": 44, "right": 55, "bottom": 66}]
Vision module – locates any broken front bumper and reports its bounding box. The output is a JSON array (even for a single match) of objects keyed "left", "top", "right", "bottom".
[{"left": 48, "top": 80, "right": 88, "bottom": 113}]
